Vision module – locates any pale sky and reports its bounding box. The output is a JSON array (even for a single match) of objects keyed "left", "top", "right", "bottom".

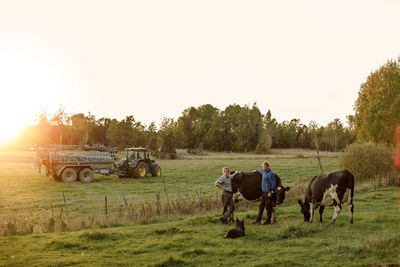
[{"left": 1, "top": 0, "right": 400, "bottom": 142}]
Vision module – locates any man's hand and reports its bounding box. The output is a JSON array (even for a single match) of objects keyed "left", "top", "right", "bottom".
[{"left": 267, "top": 192, "right": 272, "bottom": 198}]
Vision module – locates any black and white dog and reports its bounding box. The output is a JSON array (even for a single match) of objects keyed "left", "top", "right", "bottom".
[{"left": 224, "top": 218, "right": 245, "bottom": 238}]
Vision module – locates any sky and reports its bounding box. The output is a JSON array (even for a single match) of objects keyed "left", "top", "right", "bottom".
[{"left": 1, "top": 0, "right": 400, "bottom": 143}]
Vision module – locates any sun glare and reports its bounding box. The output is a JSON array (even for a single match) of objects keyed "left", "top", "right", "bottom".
[
  {"left": 0, "top": 41, "right": 65, "bottom": 145},
  {"left": 0, "top": 117, "right": 24, "bottom": 144}
]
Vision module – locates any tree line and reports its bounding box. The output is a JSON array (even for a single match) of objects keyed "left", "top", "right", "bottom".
[
  {"left": 16, "top": 55, "right": 400, "bottom": 157},
  {"left": 17, "top": 104, "right": 355, "bottom": 157}
]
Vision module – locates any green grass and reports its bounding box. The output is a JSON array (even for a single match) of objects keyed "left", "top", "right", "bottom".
[
  {"left": 0, "top": 157, "right": 339, "bottom": 219},
  {"left": 0, "top": 150, "right": 399, "bottom": 266},
  {"left": 0, "top": 186, "right": 399, "bottom": 266}
]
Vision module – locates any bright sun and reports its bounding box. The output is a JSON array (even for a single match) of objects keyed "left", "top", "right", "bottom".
[
  {"left": 0, "top": 41, "right": 66, "bottom": 145},
  {"left": 0, "top": 116, "right": 24, "bottom": 144}
]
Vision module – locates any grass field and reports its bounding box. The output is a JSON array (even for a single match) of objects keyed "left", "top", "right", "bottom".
[{"left": 0, "top": 150, "right": 399, "bottom": 266}]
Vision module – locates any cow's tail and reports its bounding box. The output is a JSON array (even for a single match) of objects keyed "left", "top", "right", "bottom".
[
  {"left": 345, "top": 170, "right": 355, "bottom": 224},
  {"left": 345, "top": 170, "right": 355, "bottom": 200}
]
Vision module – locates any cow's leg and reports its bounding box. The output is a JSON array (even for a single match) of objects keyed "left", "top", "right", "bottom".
[
  {"left": 348, "top": 188, "right": 354, "bottom": 224},
  {"left": 220, "top": 191, "right": 231, "bottom": 223},
  {"left": 319, "top": 206, "right": 325, "bottom": 222},
  {"left": 227, "top": 194, "right": 234, "bottom": 223},
  {"left": 270, "top": 205, "right": 276, "bottom": 223},
  {"left": 331, "top": 199, "right": 342, "bottom": 224},
  {"left": 309, "top": 202, "right": 314, "bottom": 223}
]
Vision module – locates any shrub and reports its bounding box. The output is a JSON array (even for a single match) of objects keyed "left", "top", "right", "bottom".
[
  {"left": 340, "top": 142, "right": 395, "bottom": 185},
  {"left": 255, "top": 132, "right": 272, "bottom": 154}
]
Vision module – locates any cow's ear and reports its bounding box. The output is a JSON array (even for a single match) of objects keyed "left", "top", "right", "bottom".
[
  {"left": 285, "top": 186, "right": 291, "bottom": 191},
  {"left": 236, "top": 218, "right": 239, "bottom": 223},
  {"left": 298, "top": 200, "right": 303, "bottom": 206}
]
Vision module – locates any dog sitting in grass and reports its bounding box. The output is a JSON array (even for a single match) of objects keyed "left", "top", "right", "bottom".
[{"left": 224, "top": 218, "right": 245, "bottom": 238}]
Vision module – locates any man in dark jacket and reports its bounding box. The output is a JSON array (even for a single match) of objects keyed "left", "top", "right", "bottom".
[{"left": 253, "top": 161, "right": 276, "bottom": 225}]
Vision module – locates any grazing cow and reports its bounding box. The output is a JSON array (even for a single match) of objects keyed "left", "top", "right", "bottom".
[
  {"left": 221, "top": 172, "right": 290, "bottom": 223},
  {"left": 298, "top": 170, "right": 354, "bottom": 224},
  {"left": 224, "top": 218, "right": 245, "bottom": 238}
]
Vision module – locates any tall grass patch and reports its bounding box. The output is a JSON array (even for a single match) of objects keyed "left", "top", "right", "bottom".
[{"left": 340, "top": 142, "right": 395, "bottom": 185}]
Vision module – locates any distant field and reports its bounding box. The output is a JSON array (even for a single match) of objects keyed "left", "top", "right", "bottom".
[{"left": 0, "top": 149, "right": 399, "bottom": 266}]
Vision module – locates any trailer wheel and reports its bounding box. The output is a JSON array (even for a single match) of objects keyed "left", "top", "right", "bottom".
[
  {"left": 60, "top": 168, "right": 77, "bottom": 183},
  {"left": 79, "top": 168, "right": 94, "bottom": 183}
]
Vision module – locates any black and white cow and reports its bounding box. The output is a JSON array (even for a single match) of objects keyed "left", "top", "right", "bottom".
[{"left": 298, "top": 170, "right": 354, "bottom": 224}]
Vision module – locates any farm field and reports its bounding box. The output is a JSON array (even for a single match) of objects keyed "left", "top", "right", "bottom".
[
  {"left": 0, "top": 153, "right": 340, "bottom": 220},
  {"left": 0, "top": 150, "right": 399, "bottom": 266}
]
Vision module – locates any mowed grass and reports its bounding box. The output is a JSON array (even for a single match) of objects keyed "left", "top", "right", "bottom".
[{"left": 0, "top": 151, "right": 399, "bottom": 266}]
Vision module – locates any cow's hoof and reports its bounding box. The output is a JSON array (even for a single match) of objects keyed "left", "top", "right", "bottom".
[
  {"left": 262, "top": 221, "right": 271, "bottom": 225},
  {"left": 252, "top": 221, "right": 261, "bottom": 225}
]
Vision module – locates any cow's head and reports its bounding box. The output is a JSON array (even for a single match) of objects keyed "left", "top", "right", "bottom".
[
  {"left": 275, "top": 186, "right": 290, "bottom": 204},
  {"left": 298, "top": 200, "right": 311, "bottom": 222}
]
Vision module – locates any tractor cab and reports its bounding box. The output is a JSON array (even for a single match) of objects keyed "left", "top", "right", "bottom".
[{"left": 126, "top": 148, "right": 149, "bottom": 161}]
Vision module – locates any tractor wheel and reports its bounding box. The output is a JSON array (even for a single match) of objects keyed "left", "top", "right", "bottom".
[
  {"left": 133, "top": 162, "right": 148, "bottom": 178},
  {"left": 128, "top": 167, "right": 137, "bottom": 178},
  {"left": 151, "top": 164, "right": 162, "bottom": 177},
  {"left": 60, "top": 168, "right": 77, "bottom": 183},
  {"left": 78, "top": 168, "right": 94, "bottom": 183}
]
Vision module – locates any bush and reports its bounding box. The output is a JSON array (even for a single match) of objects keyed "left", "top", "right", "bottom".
[
  {"left": 340, "top": 142, "right": 395, "bottom": 185},
  {"left": 255, "top": 132, "right": 272, "bottom": 154}
]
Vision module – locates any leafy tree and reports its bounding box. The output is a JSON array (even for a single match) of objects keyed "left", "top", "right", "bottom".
[
  {"left": 176, "top": 107, "right": 199, "bottom": 149},
  {"left": 106, "top": 119, "right": 120, "bottom": 147},
  {"left": 146, "top": 122, "right": 160, "bottom": 157},
  {"left": 235, "top": 104, "right": 262, "bottom": 152},
  {"left": 90, "top": 117, "right": 112, "bottom": 145},
  {"left": 354, "top": 57, "right": 400, "bottom": 144},
  {"left": 194, "top": 104, "right": 218, "bottom": 150},
  {"left": 159, "top": 118, "right": 177, "bottom": 159},
  {"left": 69, "top": 113, "right": 90, "bottom": 145},
  {"left": 35, "top": 111, "right": 52, "bottom": 146},
  {"left": 50, "top": 106, "right": 69, "bottom": 145},
  {"left": 274, "top": 119, "right": 300, "bottom": 148},
  {"left": 204, "top": 111, "right": 230, "bottom": 151}
]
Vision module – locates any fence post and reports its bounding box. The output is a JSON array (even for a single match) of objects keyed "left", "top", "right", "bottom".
[
  {"left": 156, "top": 192, "right": 161, "bottom": 215},
  {"left": 120, "top": 191, "right": 132, "bottom": 218},
  {"left": 177, "top": 190, "right": 182, "bottom": 210},
  {"left": 161, "top": 174, "right": 171, "bottom": 214}
]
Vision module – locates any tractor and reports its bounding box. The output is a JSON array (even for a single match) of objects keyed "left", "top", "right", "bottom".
[{"left": 116, "top": 147, "right": 162, "bottom": 178}]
